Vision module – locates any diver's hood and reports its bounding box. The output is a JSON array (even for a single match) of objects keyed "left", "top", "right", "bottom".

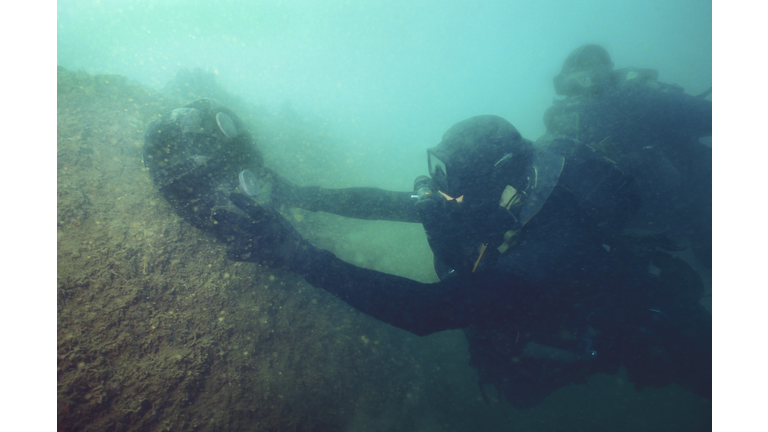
[
  {"left": 553, "top": 45, "right": 616, "bottom": 97},
  {"left": 427, "top": 115, "right": 532, "bottom": 201},
  {"left": 426, "top": 115, "right": 563, "bottom": 226},
  {"left": 553, "top": 65, "right": 616, "bottom": 97}
]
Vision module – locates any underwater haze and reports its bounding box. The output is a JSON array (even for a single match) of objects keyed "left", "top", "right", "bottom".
[
  {"left": 56, "top": 1, "right": 713, "bottom": 431},
  {"left": 57, "top": 0, "right": 711, "bottom": 191}
]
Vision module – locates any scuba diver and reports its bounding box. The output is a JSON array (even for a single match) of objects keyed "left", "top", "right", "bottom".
[
  {"left": 545, "top": 44, "right": 712, "bottom": 268},
  {"left": 143, "top": 100, "right": 712, "bottom": 409}
]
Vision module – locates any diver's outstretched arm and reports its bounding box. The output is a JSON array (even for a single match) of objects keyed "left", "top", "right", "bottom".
[
  {"left": 264, "top": 168, "right": 420, "bottom": 223},
  {"left": 213, "top": 193, "right": 528, "bottom": 336},
  {"left": 300, "top": 248, "right": 529, "bottom": 336}
]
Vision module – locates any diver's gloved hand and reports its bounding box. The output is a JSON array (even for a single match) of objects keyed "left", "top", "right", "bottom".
[{"left": 212, "top": 193, "right": 316, "bottom": 272}]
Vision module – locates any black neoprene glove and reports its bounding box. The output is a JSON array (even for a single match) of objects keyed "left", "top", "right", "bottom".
[{"left": 211, "top": 193, "right": 317, "bottom": 272}]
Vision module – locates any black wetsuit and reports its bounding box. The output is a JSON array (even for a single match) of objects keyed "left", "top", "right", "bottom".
[
  {"left": 144, "top": 101, "right": 711, "bottom": 408},
  {"left": 544, "top": 68, "right": 712, "bottom": 267},
  {"left": 266, "top": 140, "right": 712, "bottom": 408}
]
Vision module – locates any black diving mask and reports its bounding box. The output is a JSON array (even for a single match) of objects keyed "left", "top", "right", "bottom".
[
  {"left": 427, "top": 149, "right": 456, "bottom": 197},
  {"left": 427, "top": 148, "right": 511, "bottom": 200}
]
